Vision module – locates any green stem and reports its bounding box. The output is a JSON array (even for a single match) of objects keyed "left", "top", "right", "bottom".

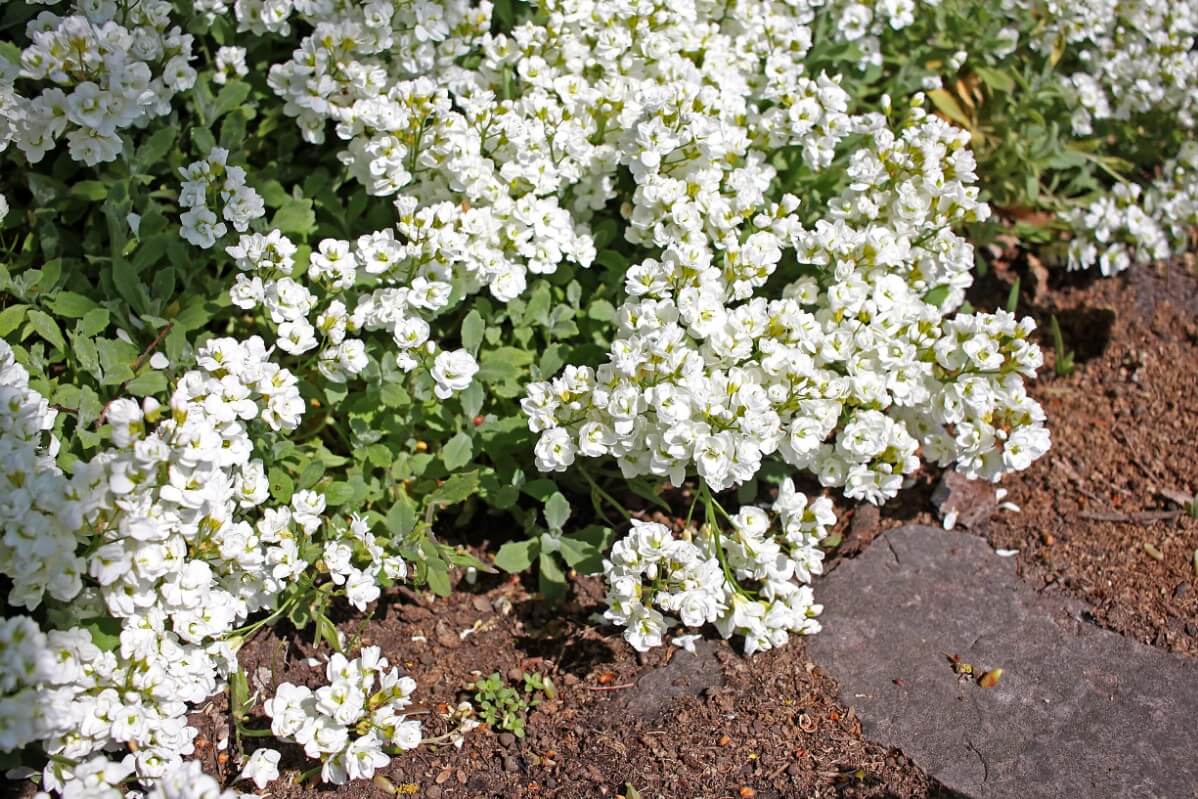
[
  {"left": 298, "top": 764, "right": 324, "bottom": 784},
  {"left": 699, "top": 482, "right": 753, "bottom": 598},
  {"left": 225, "top": 595, "right": 298, "bottom": 639},
  {"left": 578, "top": 464, "right": 633, "bottom": 522}
]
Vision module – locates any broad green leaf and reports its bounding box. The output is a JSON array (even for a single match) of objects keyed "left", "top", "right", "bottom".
[
  {"left": 136, "top": 127, "right": 177, "bottom": 169},
  {"left": 461, "top": 309, "right": 484, "bottom": 354},
  {"left": 324, "top": 481, "right": 356, "bottom": 506},
  {"left": 494, "top": 539, "right": 539, "bottom": 573},
  {"left": 272, "top": 197, "right": 316, "bottom": 236},
  {"left": 0, "top": 304, "right": 28, "bottom": 337},
  {"left": 538, "top": 550, "right": 567, "bottom": 598},
  {"left": 428, "top": 470, "right": 480, "bottom": 506},
  {"left": 441, "top": 431, "right": 474, "bottom": 471},
  {"left": 385, "top": 493, "right": 418, "bottom": 538},
  {"left": 48, "top": 291, "right": 99, "bottom": 318},
  {"left": 80, "top": 308, "right": 110, "bottom": 336},
  {"left": 923, "top": 284, "right": 951, "bottom": 307},
  {"left": 268, "top": 467, "right": 294, "bottom": 504},
  {"left": 125, "top": 370, "right": 168, "bottom": 397},
  {"left": 544, "top": 491, "right": 571, "bottom": 531},
  {"left": 26, "top": 309, "right": 65, "bottom": 352}
]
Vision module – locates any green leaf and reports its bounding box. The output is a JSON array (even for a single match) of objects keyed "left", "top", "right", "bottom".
[
  {"left": 428, "top": 470, "right": 480, "bottom": 506},
  {"left": 974, "top": 65, "right": 1014, "bottom": 93},
  {"left": 111, "top": 262, "right": 149, "bottom": 315},
  {"left": 494, "top": 539, "right": 539, "bottom": 573},
  {"left": 425, "top": 562, "right": 452, "bottom": 596},
  {"left": 272, "top": 197, "right": 316, "bottom": 236},
  {"left": 84, "top": 617, "right": 123, "bottom": 652},
  {"left": 538, "top": 550, "right": 567, "bottom": 598},
  {"left": 324, "top": 481, "right": 356, "bottom": 506},
  {"left": 461, "top": 310, "right": 485, "bottom": 354},
  {"left": 125, "top": 370, "right": 168, "bottom": 397},
  {"left": 441, "top": 431, "right": 474, "bottom": 471},
  {"left": 923, "top": 284, "right": 951, "bottom": 307},
  {"left": 71, "top": 181, "right": 109, "bottom": 201},
  {"left": 136, "top": 127, "right": 177, "bottom": 169},
  {"left": 268, "top": 467, "right": 295, "bottom": 504},
  {"left": 46, "top": 291, "right": 97, "bottom": 318},
  {"left": 298, "top": 460, "right": 325, "bottom": 489},
  {"left": 478, "top": 347, "right": 534, "bottom": 383},
  {"left": 97, "top": 338, "right": 137, "bottom": 385},
  {"left": 588, "top": 298, "right": 616, "bottom": 322},
  {"left": 0, "top": 304, "right": 27, "bottom": 337},
  {"left": 80, "top": 308, "right": 110, "bottom": 336},
  {"left": 544, "top": 491, "right": 571, "bottom": 531},
  {"left": 385, "top": 494, "right": 418, "bottom": 538},
  {"left": 26, "top": 309, "right": 65, "bottom": 352},
  {"left": 557, "top": 536, "right": 600, "bottom": 572},
  {"left": 213, "top": 81, "right": 252, "bottom": 120}
]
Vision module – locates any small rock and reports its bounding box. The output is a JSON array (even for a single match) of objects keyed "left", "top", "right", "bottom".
[
  {"left": 426, "top": 787, "right": 442, "bottom": 799},
  {"left": 503, "top": 756, "right": 520, "bottom": 773},
  {"left": 472, "top": 595, "right": 492, "bottom": 612},
  {"left": 1173, "top": 583, "right": 1188, "bottom": 600},
  {"left": 563, "top": 673, "right": 580, "bottom": 687},
  {"left": 498, "top": 732, "right": 516, "bottom": 748},
  {"left": 506, "top": 667, "right": 524, "bottom": 683},
  {"left": 931, "top": 471, "right": 997, "bottom": 529},
  {"left": 787, "top": 763, "right": 804, "bottom": 778},
  {"left": 434, "top": 620, "right": 461, "bottom": 649}
]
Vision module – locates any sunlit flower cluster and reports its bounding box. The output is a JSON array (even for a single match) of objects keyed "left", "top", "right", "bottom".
[
  {"left": 265, "top": 648, "right": 421, "bottom": 785},
  {"left": 603, "top": 480, "right": 834, "bottom": 654},
  {"left": 12, "top": 0, "right": 196, "bottom": 166},
  {"left": 1011, "top": 0, "right": 1198, "bottom": 135},
  {"left": 1067, "top": 142, "right": 1198, "bottom": 275},
  {"left": 0, "top": 336, "right": 316, "bottom": 785},
  {"left": 178, "top": 148, "right": 265, "bottom": 249},
  {"left": 524, "top": 102, "right": 1049, "bottom": 502}
]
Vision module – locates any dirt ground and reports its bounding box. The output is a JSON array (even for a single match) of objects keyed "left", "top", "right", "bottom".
[{"left": 193, "top": 258, "right": 1198, "bottom": 799}]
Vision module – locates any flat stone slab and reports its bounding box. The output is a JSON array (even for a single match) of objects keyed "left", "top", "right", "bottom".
[{"left": 807, "top": 525, "right": 1198, "bottom": 799}]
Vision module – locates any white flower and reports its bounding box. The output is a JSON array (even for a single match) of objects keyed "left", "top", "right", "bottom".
[
  {"left": 238, "top": 748, "right": 280, "bottom": 789},
  {"left": 430, "top": 349, "right": 478, "bottom": 399}
]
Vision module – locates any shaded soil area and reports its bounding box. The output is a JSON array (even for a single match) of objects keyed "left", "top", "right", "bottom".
[{"left": 194, "top": 259, "right": 1198, "bottom": 798}]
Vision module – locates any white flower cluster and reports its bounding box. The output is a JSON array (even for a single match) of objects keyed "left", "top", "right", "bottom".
[
  {"left": 178, "top": 148, "right": 265, "bottom": 249},
  {"left": 1067, "top": 142, "right": 1198, "bottom": 275},
  {"left": 0, "top": 335, "right": 323, "bottom": 788},
  {"left": 265, "top": 647, "right": 421, "bottom": 786},
  {"left": 12, "top": 0, "right": 196, "bottom": 165},
  {"left": 225, "top": 225, "right": 481, "bottom": 394},
  {"left": 603, "top": 480, "right": 834, "bottom": 655},
  {"left": 524, "top": 104, "right": 1050, "bottom": 502},
  {"left": 321, "top": 514, "right": 409, "bottom": 611},
  {"left": 1009, "top": 0, "right": 1198, "bottom": 135}
]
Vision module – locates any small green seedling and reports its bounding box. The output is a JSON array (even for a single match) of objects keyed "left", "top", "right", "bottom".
[
  {"left": 1050, "top": 315, "right": 1075, "bottom": 376},
  {"left": 470, "top": 671, "right": 555, "bottom": 739}
]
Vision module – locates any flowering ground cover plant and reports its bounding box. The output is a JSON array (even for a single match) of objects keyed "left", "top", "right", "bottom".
[{"left": 0, "top": 0, "right": 1193, "bottom": 795}]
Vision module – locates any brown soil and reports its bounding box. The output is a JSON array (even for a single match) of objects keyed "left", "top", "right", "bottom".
[
  {"left": 194, "top": 260, "right": 1198, "bottom": 799},
  {"left": 979, "top": 259, "right": 1198, "bottom": 655},
  {"left": 210, "top": 573, "right": 944, "bottom": 799}
]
